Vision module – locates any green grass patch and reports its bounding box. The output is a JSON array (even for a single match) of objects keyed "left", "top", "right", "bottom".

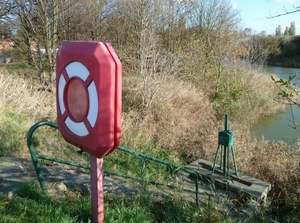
[
  {"left": 0, "top": 107, "right": 27, "bottom": 156},
  {"left": 0, "top": 181, "right": 246, "bottom": 223},
  {"left": 0, "top": 62, "right": 26, "bottom": 72},
  {"left": 0, "top": 63, "right": 44, "bottom": 90},
  {"left": 105, "top": 138, "right": 182, "bottom": 185},
  {"left": 0, "top": 182, "right": 91, "bottom": 223}
]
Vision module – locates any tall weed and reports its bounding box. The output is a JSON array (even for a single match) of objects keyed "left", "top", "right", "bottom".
[
  {"left": 0, "top": 68, "right": 55, "bottom": 158},
  {"left": 0, "top": 68, "right": 55, "bottom": 123}
]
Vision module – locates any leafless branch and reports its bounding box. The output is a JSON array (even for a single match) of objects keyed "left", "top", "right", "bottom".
[
  {"left": 266, "top": 5, "right": 300, "bottom": 19},
  {"left": 0, "top": 0, "right": 14, "bottom": 18}
]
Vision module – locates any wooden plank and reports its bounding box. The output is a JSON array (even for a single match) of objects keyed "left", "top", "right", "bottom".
[{"left": 186, "top": 159, "right": 271, "bottom": 201}]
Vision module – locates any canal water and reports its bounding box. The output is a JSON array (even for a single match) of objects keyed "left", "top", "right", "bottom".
[{"left": 252, "top": 66, "right": 300, "bottom": 143}]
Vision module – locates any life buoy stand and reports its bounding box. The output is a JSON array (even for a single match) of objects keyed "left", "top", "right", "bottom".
[{"left": 58, "top": 61, "right": 98, "bottom": 137}]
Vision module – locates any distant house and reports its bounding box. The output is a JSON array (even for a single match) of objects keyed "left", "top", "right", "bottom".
[
  {"left": 0, "top": 40, "right": 14, "bottom": 52},
  {"left": 30, "top": 41, "right": 46, "bottom": 54},
  {"left": 0, "top": 40, "right": 14, "bottom": 63}
]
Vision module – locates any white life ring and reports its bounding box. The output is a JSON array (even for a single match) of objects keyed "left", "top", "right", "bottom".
[{"left": 58, "top": 61, "right": 98, "bottom": 137}]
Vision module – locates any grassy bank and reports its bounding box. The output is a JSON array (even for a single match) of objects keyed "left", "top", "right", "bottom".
[{"left": 0, "top": 63, "right": 299, "bottom": 222}]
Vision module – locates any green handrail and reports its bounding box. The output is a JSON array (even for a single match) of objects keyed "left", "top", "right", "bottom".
[
  {"left": 27, "top": 121, "right": 200, "bottom": 205},
  {"left": 27, "top": 121, "right": 58, "bottom": 192},
  {"left": 117, "top": 146, "right": 200, "bottom": 204}
]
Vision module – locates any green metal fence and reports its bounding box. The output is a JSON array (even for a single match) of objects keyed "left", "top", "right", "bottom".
[{"left": 27, "top": 121, "right": 201, "bottom": 205}]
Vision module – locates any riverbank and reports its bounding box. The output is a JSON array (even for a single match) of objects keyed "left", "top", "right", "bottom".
[
  {"left": 267, "top": 55, "right": 300, "bottom": 68},
  {"left": 252, "top": 66, "right": 300, "bottom": 142}
]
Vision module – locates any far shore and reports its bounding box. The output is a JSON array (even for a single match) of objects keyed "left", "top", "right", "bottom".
[{"left": 267, "top": 55, "right": 300, "bottom": 69}]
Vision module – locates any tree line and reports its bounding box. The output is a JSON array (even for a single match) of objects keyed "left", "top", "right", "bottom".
[{"left": 275, "top": 21, "right": 296, "bottom": 36}]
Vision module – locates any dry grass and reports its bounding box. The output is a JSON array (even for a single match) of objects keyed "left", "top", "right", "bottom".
[
  {"left": 0, "top": 68, "right": 56, "bottom": 159},
  {"left": 122, "top": 77, "right": 219, "bottom": 162},
  {"left": 0, "top": 68, "right": 56, "bottom": 124},
  {"left": 235, "top": 136, "right": 300, "bottom": 211}
]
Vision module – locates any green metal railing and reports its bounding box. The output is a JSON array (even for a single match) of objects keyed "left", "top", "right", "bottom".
[{"left": 27, "top": 121, "right": 200, "bottom": 205}]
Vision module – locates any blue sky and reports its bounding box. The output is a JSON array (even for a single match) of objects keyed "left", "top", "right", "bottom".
[{"left": 231, "top": 0, "right": 300, "bottom": 35}]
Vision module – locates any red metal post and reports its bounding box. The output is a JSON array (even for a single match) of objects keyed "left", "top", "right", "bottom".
[{"left": 90, "top": 156, "right": 104, "bottom": 223}]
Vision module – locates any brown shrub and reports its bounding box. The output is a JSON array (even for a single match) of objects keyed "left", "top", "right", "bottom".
[
  {"left": 235, "top": 134, "right": 300, "bottom": 207},
  {"left": 121, "top": 77, "right": 220, "bottom": 162}
]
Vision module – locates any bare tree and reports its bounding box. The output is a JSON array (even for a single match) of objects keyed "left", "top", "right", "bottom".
[
  {"left": 267, "top": 5, "right": 300, "bottom": 19},
  {"left": 110, "top": 0, "right": 183, "bottom": 109},
  {"left": 60, "top": 0, "right": 111, "bottom": 41},
  {"left": 0, "top": 0, "right": 13, "bottom": 18},
  {"left": 9, "top": 0, "right": 73, "bottom": 85},
  {"left": 7, "top": 0, "right": 113, "bottom": 85},
  {"left": 159, "top": 0, "right": 191, "bottom": 52},
  {"left": 187, "top": 0, "right": 242, "bottom": 92},
  {"left": 243, "top": 35, "right": 269, "bottom": 68},
  {"left": 12, "top": 1, "right": 53, "bottom": 83},
  {"left": 139, "top": 30, "right": 182, "bottom": 108},
  {"left": 0, "top": 21, "right": 12, "bottom": 38}
]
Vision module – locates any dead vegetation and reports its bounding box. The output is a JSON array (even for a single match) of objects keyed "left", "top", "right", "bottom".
[{"left": 0, "top": 68, "right": 55, "bottom": 124}]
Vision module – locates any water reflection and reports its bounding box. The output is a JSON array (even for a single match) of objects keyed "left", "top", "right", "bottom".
[{"left": 252, "top": 66, "right": 300, "bottom": 143}]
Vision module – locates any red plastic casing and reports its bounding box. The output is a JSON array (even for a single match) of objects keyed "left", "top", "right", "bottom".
[{"left": 56, "top": 41, "right": 122, "bottom": 158}]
